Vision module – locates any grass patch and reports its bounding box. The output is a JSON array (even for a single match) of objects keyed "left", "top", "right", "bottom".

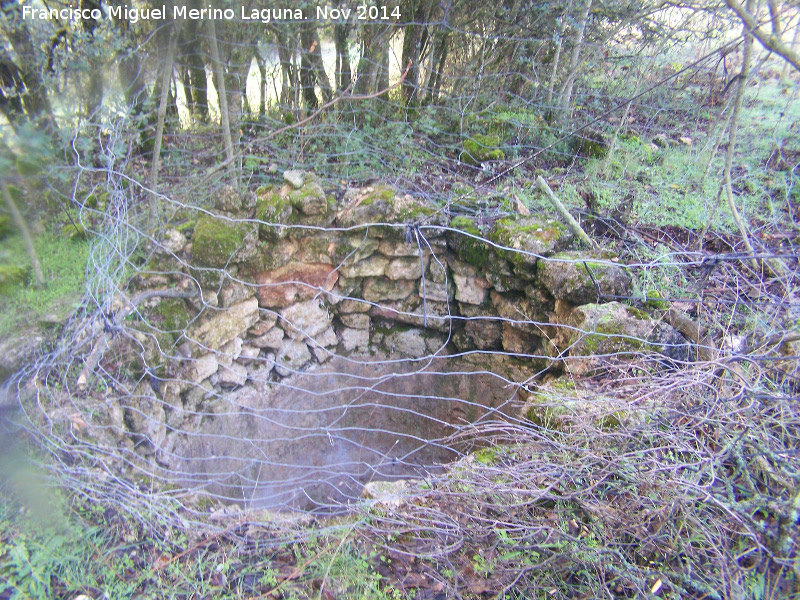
[{"left": 0, "top": 230, "right": 88, "bottom": 337}]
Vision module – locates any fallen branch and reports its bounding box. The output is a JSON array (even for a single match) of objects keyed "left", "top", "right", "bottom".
[
  {"left": 536, "top": 176, "right": 598, "bottom": 249},
  {"left": 665, "top": 306, "right": 715, "bottom": 362}
]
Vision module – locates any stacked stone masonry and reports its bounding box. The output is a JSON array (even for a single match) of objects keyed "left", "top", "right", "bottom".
[{"left": 128, "top": 172, "right": 685, "bottom": 438}]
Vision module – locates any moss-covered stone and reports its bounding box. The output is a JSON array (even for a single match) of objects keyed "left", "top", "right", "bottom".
[
  {"left": 571, "top": 131, "right": 608, "bottom": 159},
  {"left": 562, "top": 301, "right": 685, "bottom": 375},
  {"left": 644, "top": 289, "right": 669, "bottom": 309},
  {"left": 522, "top": 378, "right": 629, "bottom": 432},
  {"left": 447, "top": 216, "right": 490, "bottom": 268},
  {"left": 152, "top": 298, "right": 194, "bottom": 332},
  {"left": 255, "top": 188, "right": 294, "bottom": 240},
  {"left": 461, "top": 134, "right": 506, "bottom": 165},
  {"left": 538, "top": 251, "right": 632, "bottom": 305},
  {"left": 489, "top": 216, "right": 572, "bottom": 271},
  {"left": 191, "top": 214, "right": 249, "bottom": 268}
]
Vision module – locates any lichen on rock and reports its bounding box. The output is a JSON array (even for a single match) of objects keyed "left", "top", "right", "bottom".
[{"left": 538, "top": 251, "right": 632, "bottom": 305}]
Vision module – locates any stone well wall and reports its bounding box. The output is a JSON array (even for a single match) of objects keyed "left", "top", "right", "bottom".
[{"left": 72, "top": 171, "right": 685, "bottom": 509}]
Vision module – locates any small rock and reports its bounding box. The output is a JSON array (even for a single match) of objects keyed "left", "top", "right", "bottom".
[
  {"left": 363, "top": 277, "right": 416, "bottom": 303},
  {"left": 218, "top": 363, "right": 247, "bottom": 386},
  {"left": 339, "top": 327, "right": 369, "bottom": 352},
  {"left": 384, "top": 329, "right": 428, "bottom": 357},
  {"left": 281, "top": 299, "right": 333, "bottom": 339},
  {"left": 339, "top": 313, "right": 371, "bottom": 329},
  {"left": 236, "top": 344, "right": 261, "bottom": 364},
  {"left": 312, "top": 326, "right": 338, "bottom": 348},
  {"left": 191, "top": 355, "right": 219, "bottom": 383},
  {"left": 454, "top": 273, "right": 490, "bottom": 305},
  {"left": 250, "top": 327, "right": 285, "bottom": 349},
  {"left": 274, "top": 340, "right": 312, "bottom": 376},
  {"left": 385, "top": 256, "right": 425, "bottom": 280},
  {"left": 160, "top": 228, "right": 187, "bottom": 254},
  {"left": 283, "top": 169, "right": 305, "bottom": 189},
  {"left": 341, "top": 254, "right": 389, "bottom": 278}
]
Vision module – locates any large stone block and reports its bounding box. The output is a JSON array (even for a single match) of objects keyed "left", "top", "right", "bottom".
[
  {"left": 340, "top": 313, "right": 371, "bottom": 329},
  {"left": 454, "top": 273, "right": 490, "bottom": 305},
  {"left": 274, "top": 339, "right": 312, "bottom": 376},
  {"left": 256, "top": 263, "right": 338, "bottom": 308},
  {"left": 363, "top": 277, "right": 416, "bottom": 302},
  {"left": 187, "top": 297, "right": 259, "bottom": 353},
  {"left": 538, "top": 252, "right": 632, "bottom": 305},
  {"left": 339, "top": 326, "right": 370, "bottom": 352},
  {"left": 341, "top": 254, "right": 389, "bottom": 278}
]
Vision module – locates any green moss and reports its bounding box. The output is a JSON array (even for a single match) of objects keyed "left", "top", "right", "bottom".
[
  {"left": 490, "top": 218, "right": 565, "bottom": 268},
  {"left": 365, "top": 188, "right": 395, "bottom": 203},
  {"left": 191, "top": 214, "right": 247, "bottom": 268},
  {"left": 152, "top": 298, "right": 193, "bottom": 332},
  {"left": 624, "top": 306, "right": 649, "bottom": 320},
  {"left": 461, "top": 134, "right": 505, "bottom": 165},
  {"left": 175, "top": 219, "right": 196, "bottom": 233},
  {"left": 0, "top": 264, "right": 29, "bottom": 293},
  {"left": 644, "top": 289, "right": 669, "bottom": 309},
  {"left": 449, "top": 216, "right": 490, "bottom": 268},
  {"left": 397, "top": 203, "right": 435, "bottom": 221},
  {"left": 255, "top": 189, "right": 293, "bottom": 240}
]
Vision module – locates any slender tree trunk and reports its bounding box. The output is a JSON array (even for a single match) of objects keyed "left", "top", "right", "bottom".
[
  {"left": 2, "top": 181, "right": 44, "bottom": 286},
  {"left": 149, "top": 27, "right": 177, "bottom": 230},
  {"left": 423, "top": 29, "right": 449, "bottom": 104},
  {"left": 334, "top": 23, "right": 353, "bottom": 92},
  {"left": 723, "top": 0, "right": 758, "bottom": 271},
  {"left": 558, "top": 0, "right": 592, "bottom": 116},
  {"left": 273, "top": 26, "right": 296, "bottom": 107},
  {"left": 208, "top": 18, "right": 236, "bottom": 182},
  {"left": 400, "top": 0, "right": 432, "bottom": 105},
  {"left": 545, "top": 19, "right": 564, "bottom": 107},
  {"left": 257, "top": 55, "right": 267, "bottom": 115},
  {"left": 781, "top": 16, "right": 800, "bottom": 82}
]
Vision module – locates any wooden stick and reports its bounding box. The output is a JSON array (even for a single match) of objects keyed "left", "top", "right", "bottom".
[{"left": 536, "top": 176, "right": 597, "bottom": 249}]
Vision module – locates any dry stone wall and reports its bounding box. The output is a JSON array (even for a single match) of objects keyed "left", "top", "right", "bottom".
[
  {"left": 128, "top": 171, "right": 687, "bottom": 400},
  {"left": 77, "top": 172, "right": 688, "bottom": 507}
]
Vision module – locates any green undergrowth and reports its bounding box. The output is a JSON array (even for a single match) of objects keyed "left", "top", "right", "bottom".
[{"left": 0, "top": 230, "right": 88, "bottom": 338}]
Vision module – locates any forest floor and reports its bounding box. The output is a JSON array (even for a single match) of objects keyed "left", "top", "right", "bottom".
[{"left": 1, "top": 70, "right": 799, "bottom": 599}]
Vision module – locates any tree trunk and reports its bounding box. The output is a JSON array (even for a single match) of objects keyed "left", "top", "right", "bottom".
[
  {"left": 545, "top": 19, "right": 565, "bottom": 107},
  {"left": 273, "top": 26, "right": 297, "bottom": 107},
  {"left": 2, "top": 181, "right": 44, "bottom": 286},
  {"left": 208, "top": 18, "right": 236, "bottom": 182},
  {"left": 257, "top": 55, "right": 267, "bottom": 115},
  {"left": 0, "top": 0, "right": 57, "bottom": 132},
  {"left": 400, "top": 0, "right": 433, "bottom": 105},
  {"left": 299, "top": 21, "right": 332, "bottom": 111},
  {"left": 149, "top": 26, "right": 177, "bottom": 229},
  {"left": 423, "top": 30, "right": 449, "bottom": 104},
  {"left": 722, "top": 0, "right": 759, "bottom": 272},
  {"left": 558, "top": 0, "right": 593, "bottom": 116},
  {"left": 334, "top": 22, "right": 353, "bottom": 92}
]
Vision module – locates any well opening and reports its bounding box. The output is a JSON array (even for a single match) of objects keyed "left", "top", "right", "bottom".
[{"left": 172, "top": 355, "right": 529, "bottom": 512}]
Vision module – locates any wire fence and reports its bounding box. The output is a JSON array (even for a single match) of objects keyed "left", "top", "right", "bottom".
[{"left": 2, "top": 4, "right": 800, "bottom": 597}]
